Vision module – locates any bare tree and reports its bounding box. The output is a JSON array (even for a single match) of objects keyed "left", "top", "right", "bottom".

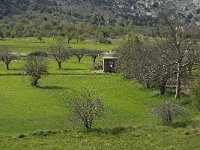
[
  {"left": 24, "top": 56, "right": 48, "bottom": 86},
  {"left": 72, "top": 48, "right": 88, "bottom": 63},
  {"left": 156, "top": 1, "right": 200, "bottom": 99},
  {"left": 0, "top": 50, "right": 16, "bottom": 70},
  {"left": 88, "top": 50, "right": 103, "bottom": 63},
  {"left": 116, "top": 0, "right": 200, "bottom": 97},
  {"left": 185, "top": 47, "right": 200, "bottom": 77},
  {"left": 116, "top": 40, "right": 177, "bottom": 95},
  {"left": 116, "top": 41, "right": 152, "bottom": 88},
  {"left": 66, "top": 90, "right": 106, "bottom": 129},
  {"left": 50, "top": 44, "right": 71, "bottom": 69},
  {"left": 151, "top": 101, "right": 188, "bottom": 125}
]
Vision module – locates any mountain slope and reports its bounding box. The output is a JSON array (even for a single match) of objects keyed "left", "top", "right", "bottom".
[
  {"left": 0, "top": 0, "right": 200, "bottom": 25},
  {"left": 0, "top": 0, "right": 199, "bottom": 38}
]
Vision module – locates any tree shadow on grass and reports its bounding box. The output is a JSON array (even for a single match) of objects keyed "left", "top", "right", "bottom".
[
  {"left": 170, "top": 121, "right": 192, "bottom": 128},
  {"left": 85, "top": 126, "right": 135, "bottom": 135},
  {"left": 9, "top": 68, "right": 21, "bottom": 71},
  {"left": 37, "top": 85, "right": 69, "bottom": 90},
  {"left": 61, "top": 68, "right": 87, "bottom": 71}
]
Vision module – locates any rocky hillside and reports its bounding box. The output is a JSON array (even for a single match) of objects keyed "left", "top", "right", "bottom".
[
  {"left": 0, "top": 0, "right": 199, "bottom": 38},
  {"left": 0, "top": 0, "right": 200, "bottom": 25}
]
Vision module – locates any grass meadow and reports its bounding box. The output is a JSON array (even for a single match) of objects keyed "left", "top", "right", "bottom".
[
  {"left": 0, "top": 38, "right": 200, "bottom": 149},
  {"left": 0, "top": 37, "right": 120, "bottom": 53}
]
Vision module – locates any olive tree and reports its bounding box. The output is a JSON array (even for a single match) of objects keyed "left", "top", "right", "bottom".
[
  {"left": 66, "top": 90, "right": 106, "bottom": 129},
  {"left": 0, "top": 50, "right": 16, "bottom": 70},
  {"left": 24, "top": 56, "right": 48, "bottom": 86},
  {"left": 88, "top": 50, "right": 103, "bottom": 63},
  {"left": 50, "top": 44, "right": 71, "bottom": 69},
  {"left": 72, "top": 49, "right": 88, "bottom": 63}
]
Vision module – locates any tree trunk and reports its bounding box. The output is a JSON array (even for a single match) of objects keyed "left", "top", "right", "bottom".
[
  {"left": 159, "top": 84, "right": 166, "bottom": 95},
  {"left": 165, "top": 115, "right": 172, "bottom": 124},
  {"left": 175, "top": 63, "right": 182, "bottom": 99},
  {"left": 31, "top": 77, "right": 39, "bottom": 86},
  {"left": 84, "top": 122, "right": 91, "bottom": 129},
  {"left": 58, "top": 62, "right": 62, "bottom": 69},
  {"left": 146, "top": 80, "right": 151, "bottom": 89},
  {"left": 158, "top": 80, "right": 167, "bottom": 95},
  {"left": 78, "top": 57, "right": 81, "bottom": 63},
  {"left": 188, "top": 63, "right": 193, "bottom": 77},
  {"left": 93, "top": 58, "right": 96, "bottom": 63},
  {"left": 6, "top": 63, "right": 9, "bottom": 70}
]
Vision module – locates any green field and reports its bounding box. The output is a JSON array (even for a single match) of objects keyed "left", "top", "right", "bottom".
[
  {"left": 0, "top": 74, "right": 159, "bottom": 134},
  {"left": 0, "top": 37, "right": 120, "bottom": 53},
  {"left": 0, "top": 38, "right": 200, "bottom": 149}
]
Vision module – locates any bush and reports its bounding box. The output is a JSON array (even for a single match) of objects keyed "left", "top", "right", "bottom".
[
  {"left": 98, "top": 38, "right": 112, "bottom": 44},
  {"left": 31, "top": 130, "right": 57, "bottom": 136},
  {"left": 66, "top": 90, "right": 106, "bottom": 129},
  {"left": 151, "top": 101, "right": 188, "bottom": 125},
  {"left": 79, "top": 36, "right": 85, "bottom": 41},
  {"left": 91, "top": 62, "right": 103, "bottom": 70},
  {"left": 18, "top": 134, "right": 26, "bottom": 138}
]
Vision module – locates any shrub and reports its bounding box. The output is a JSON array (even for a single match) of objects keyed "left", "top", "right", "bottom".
[
  {"left": 91, "top": 62, "right": 103, "bottom": 70},
  {"left": 151, "top": 101, "right": 188, "bottom": 125},
  {"left": 18, "top": 134, "right": 26, "bottom": 138},
  {"left": 98, "top": 38, "right": 112, "bottom": 44},
  {"left": 79, "top": 36, "right": 85, "bottom": 41},
  {"left": 32, "top": 130, "right": 57, "bottom": 136},
  {"left": 66, "top": 90, "right": 106, "bottom": 129}
]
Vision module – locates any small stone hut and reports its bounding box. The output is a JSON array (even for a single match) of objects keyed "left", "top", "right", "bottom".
[{"left": 103, "top": 56, "right": 117, "bottom": 73}]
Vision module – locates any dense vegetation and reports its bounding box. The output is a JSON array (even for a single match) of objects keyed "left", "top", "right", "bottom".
[{"left": 0, "top": 0, "right": 199, "bottom": 38}]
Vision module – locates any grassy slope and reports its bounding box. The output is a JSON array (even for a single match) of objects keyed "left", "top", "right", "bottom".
[
  {"left": 0, "top": 74, "right": 160, "bottom": 135},
  {"left": 1, "top": 126, "right": 200, "bottom": 150},
  {"left": 0, "top": 38, "right": 200, "bottom": 149}
]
